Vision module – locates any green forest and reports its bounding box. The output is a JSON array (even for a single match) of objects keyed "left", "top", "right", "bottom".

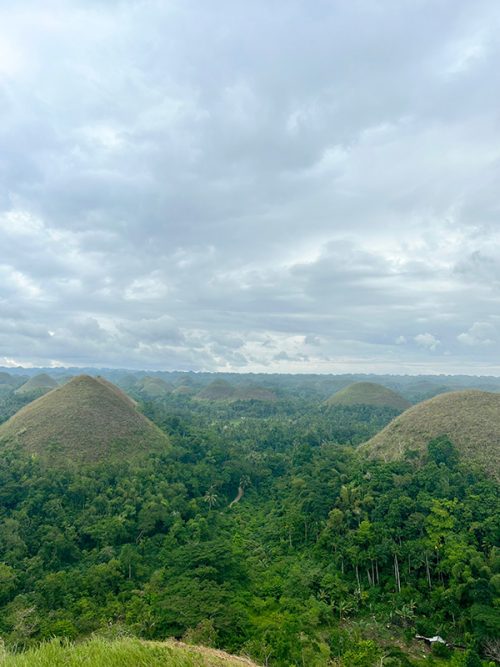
[{"left": 0, "top": 386, "right": 498, "bottom": 666}]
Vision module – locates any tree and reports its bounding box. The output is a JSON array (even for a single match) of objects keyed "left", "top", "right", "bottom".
[
  {"left": 203, "top": 488, "right": 218, "bottom": 510},
  {"left": 427, "top": 436, "right": 459, "bottom": 468},
  {"left": 464, "top": 649, "right": 483, "bottom": 667},
  {"left": 0, "top": 563, "right": 17, "bottom": 603}
]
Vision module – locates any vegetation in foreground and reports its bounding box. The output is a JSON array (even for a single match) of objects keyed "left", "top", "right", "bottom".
[{"left": 0, "top": 636, "right": 259, "bottom": 666}]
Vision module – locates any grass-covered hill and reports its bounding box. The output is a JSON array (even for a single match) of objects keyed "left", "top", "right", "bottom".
[
  {"left": 0, "top": 372, "right": 17, "bottom": 387},
  {"left": 197, "top": 380, "right": 236, "bottom": 401},
  {"left": 324, "top": 381, "right": 410, "bottom": 411},
  {"left": 0, "top": 637, "right": 260, "bottom": 667},
  {"left": 14, "top": 373, "right": 58, "bottom": 396},
  {"left": 136, "top": 376, "right": 173, "bottom": 398},
  {"left": 171, "top": 376, "right": 197, "bottom": 395},
  {"left": 0, "top": 373, "right": 17, "bottom": 397},
  {"left": 398, "top": 379, "right": 453, "bottom": 403},
  {"left": 173, "top": 384, "right": 196, "bottom": 395},
  {"left": 362, "top": 389, "right": 500, "bottom": 478},
  {"left": 0, "top": 375, "right": 170, "bottom": 465}
]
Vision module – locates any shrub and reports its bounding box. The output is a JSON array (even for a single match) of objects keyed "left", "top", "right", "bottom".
[
  {"left": 341, "top": 639, "right": 381, "bottom": 667},
  {"left": 432, "top": 641, "right": 451, "bottom": 658}
]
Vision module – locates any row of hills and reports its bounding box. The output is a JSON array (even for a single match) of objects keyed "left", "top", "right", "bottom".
[
  {"left": 4, "top": 365, "right": 500, "bottom": 394},
  {"left": 3, "top": 367, "right": 500, "bottom": 402},
  {"left": 0, "top": 372, "right": 278, "bottom": 402},
  {"left": 0, "top": 372, "right": 499, "bottom": 478}
]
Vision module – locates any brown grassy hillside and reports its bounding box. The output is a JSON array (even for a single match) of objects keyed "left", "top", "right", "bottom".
[
  {"left": 325, "top": 382, "right": 410, "bottom": 410},
  {"left": 197, "top": 380, "right": 236, "bottom": 401},
  {"left": 0, "top": 375, "right": 170, "bottom": 465},
  {"left": 361, "top": 389, "right": 500, "bottom": 479}
]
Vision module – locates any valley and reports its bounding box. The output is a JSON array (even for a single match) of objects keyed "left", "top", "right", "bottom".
[{"left": 0, "top": 370, "right": 497, "bottom": 666}]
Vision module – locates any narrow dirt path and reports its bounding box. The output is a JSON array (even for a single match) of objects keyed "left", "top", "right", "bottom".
[{"left": 229, "top": 485, "right": 244, "bottom": 508}]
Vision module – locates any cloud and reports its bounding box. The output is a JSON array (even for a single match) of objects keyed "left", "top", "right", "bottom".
[
  {"left": 457, "top": 321, "right": 496, "bottom": 346},
  {"left": 414, "top": 333, "right": 441, "bottom": 351},
  {"left": 0, "top": 0, "right": 500, "bottom": 372}
]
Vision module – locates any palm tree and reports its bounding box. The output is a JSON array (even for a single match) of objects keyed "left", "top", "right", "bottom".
[{"left": 203, "top": 488, "right": 218, "bottom": 509}]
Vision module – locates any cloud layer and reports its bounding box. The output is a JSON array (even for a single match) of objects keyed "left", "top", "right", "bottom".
[{"left": 1, "top": 0, "right": 500, "bottom": 372}]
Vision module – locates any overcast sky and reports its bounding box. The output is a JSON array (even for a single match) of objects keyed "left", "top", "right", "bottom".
[{"left": 1, "top": 0, "right": 500, "bottom": 373}]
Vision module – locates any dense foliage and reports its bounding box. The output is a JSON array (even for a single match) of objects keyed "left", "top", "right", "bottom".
[{"left": 0, "top": 393, "right": 498, "bottom": 666}]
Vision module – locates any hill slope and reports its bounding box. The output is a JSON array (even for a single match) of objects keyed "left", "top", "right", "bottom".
[
  {"left": 197, "top": 380, "right": 236, "bottom": 401},
  {"left": 362, "top": 389, "right": 500, "bottom": 478},
  {"left": 325, "top": 382, "right": 410, "bottom": 410},
  {"left": 15, "top": 373, "right": 58, "bottom": 396},
  {"left": 0, "top": 375, "right": 169, "bottom": 465},
  {"left": 0, "top": 637, "right": 260, "bottom": 666},
  {"left": 0, "top": 371, "right": 15, "bottom": 386},
  {"left": 137, "top": 376, "right": 173, "bottom": 398}
]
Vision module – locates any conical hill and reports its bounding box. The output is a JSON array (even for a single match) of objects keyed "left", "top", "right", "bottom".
[
  {"left": 136, "top": 376, "right": 172, "bottom": 398},
  {"left": 0, "top": 372, "right": 13, "bottom": 386},
  {"left": 325, "top": 382, "right": 410, "bottom": 410},
  {"left": 197, "top": 379, "right": 236, "bottom": 400},
  {"left": 361, "top": 389, "right": 500, "bottom": 479},
  {"left": 0, "top": 375, "right": 170, "bottom": 465},
  {"left": 15, "top": 373, "right": 58, "bottom": 396}
]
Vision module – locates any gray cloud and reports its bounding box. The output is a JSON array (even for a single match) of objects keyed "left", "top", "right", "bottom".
[{"left": 1, "top": 0, "right": 500, "bottom": 372}]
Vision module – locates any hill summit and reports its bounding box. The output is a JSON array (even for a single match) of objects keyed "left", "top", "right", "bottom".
[
  {"left": 362, "top": 389, "right": 500, "bottom": 479},
  {"left": 325, "top": 382, "right": 410, "bottom": 411},
  {"left": 136, "top": 376, "right": 173, "bottom": 398},
  {"left": 197, "top": 379, "right": 236, "bottom": 400},
  {"left": 15, "top": 372, "right": 58, "bottom": 396},
  {"left": 0, "top": 375, "right": 170, "bottom": 465}
]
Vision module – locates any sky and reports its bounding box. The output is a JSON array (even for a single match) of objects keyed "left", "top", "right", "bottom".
[{"left": 1, "top": 0, "right": 500, "bottom": 374}]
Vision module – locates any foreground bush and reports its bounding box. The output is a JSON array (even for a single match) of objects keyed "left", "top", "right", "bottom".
[{"left": 0, "top": 637, "right": 257, "bottom": 667}]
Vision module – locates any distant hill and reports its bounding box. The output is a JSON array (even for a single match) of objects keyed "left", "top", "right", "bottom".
[
  {"left": 362, "top": 390, "right": 500, "bottom": 479},
  {"left": 176, "top": 376, "right": 196, "bottom": 387},
  {"left": 0, "top": 371, "right": 14, "bottom": 386},
  {"left": 136, "top": 376, "right": 173, "bottom": 398},
  {"left": 324, "top": 382, "right": 410, "bottom": 411},
  {"left": 15, "top": 373, "right": 58, "bottom": 396},
  {"left": 197, "top": 379, "right": 236, "bottom": 401},
  {"left": 0, "top": 372, "right": 15, "bottom": 395},
  {"left": 399, "top": 379, "right": 453, "bottom": 403},
  {"left": 118, "top": 373, "right": 140, "bottom": 390},
  {"left": 172, "top": 384, "right": 196, "bottom": 396},
  {"left": 171, "top": 376, "right": 197, "bottom": 395},
  {"left": 56, "top": 373, "right": 75, "bottom": 385},
  {"left": 0, "top": 375, "right": 170, "bottom": 465}
]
